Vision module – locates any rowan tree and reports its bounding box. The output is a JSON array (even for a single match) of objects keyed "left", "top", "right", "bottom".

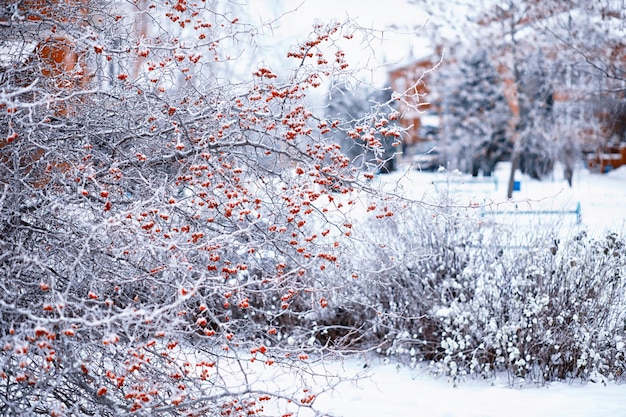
[
  {"left": 326, "top": 80, "right": 401, "bottom": 174},
  {"left": 0, "top": 1, "right": 403, "bottom": 415}
]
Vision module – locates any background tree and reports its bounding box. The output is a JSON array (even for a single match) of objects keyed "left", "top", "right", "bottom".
[
  {"left": 406, "top": 0, "right": 626, "bottom": 196},
  {"left": 0, "top": 1, "right": 400, "bottom": 415},
  {"left": 511, "top": 51, "right": 557, "bottom": 181},
  {"left": 434, "top": 49, "right": 512, "bottom": 177}
]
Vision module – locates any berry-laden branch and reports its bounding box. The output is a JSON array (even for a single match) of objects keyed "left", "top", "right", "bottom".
[{"left": 0, "top": 1, "right": 415, "bottom": 416}]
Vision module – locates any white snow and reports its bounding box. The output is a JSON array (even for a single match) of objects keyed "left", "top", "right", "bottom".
[
  {"left": 0, "top": 40, "right": 37, "bottom": 68},
  {"left": 312, "top": 356, "right": 626, "bottom": 417},
  {"left": 375, "top": 160, "right": 626, "bottom": 236}
]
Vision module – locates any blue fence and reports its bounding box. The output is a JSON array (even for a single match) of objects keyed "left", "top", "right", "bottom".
[{"left": 480, "top": 202, "right": 582, "bottom": 225}]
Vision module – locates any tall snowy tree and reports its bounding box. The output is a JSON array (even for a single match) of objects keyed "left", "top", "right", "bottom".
[
  {"left": 435, "top": 49, "right": 512, "bottom": 177},
  {"left": 515, "top": 52, "right": 556, "bottom": 180}
]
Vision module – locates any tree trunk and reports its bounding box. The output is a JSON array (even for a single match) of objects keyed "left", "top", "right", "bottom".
[{"left": 507, "top": 152, "right": 520, "bottom": 199}]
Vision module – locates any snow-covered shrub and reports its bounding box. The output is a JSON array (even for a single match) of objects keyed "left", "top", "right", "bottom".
[{"left": 331, "top": 203, "right": 626, "bottom": 383}]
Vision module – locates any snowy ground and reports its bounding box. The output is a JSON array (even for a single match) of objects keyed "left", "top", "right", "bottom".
[
  {"left": 376, "top": 160, "right": 626, "bottom": 235},
  {"left": 308, "top": 162, "right": 626, "bottom": 417},
  {"left": 313, "top": 355, "right": 626, "bottom": 417}
]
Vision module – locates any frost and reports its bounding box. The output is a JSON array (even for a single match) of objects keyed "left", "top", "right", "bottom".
[{"left": 435, "top": 307, "right": 451, "bottom": 318}]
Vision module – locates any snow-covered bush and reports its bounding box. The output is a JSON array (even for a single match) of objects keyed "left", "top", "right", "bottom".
[{"left": 327, "top": 202, "right": 626, "bottom": 383}]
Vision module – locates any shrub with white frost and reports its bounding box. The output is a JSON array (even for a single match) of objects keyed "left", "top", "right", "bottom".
[{"left": 325, "top": 205, "right": 626, "bottom": 383}]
